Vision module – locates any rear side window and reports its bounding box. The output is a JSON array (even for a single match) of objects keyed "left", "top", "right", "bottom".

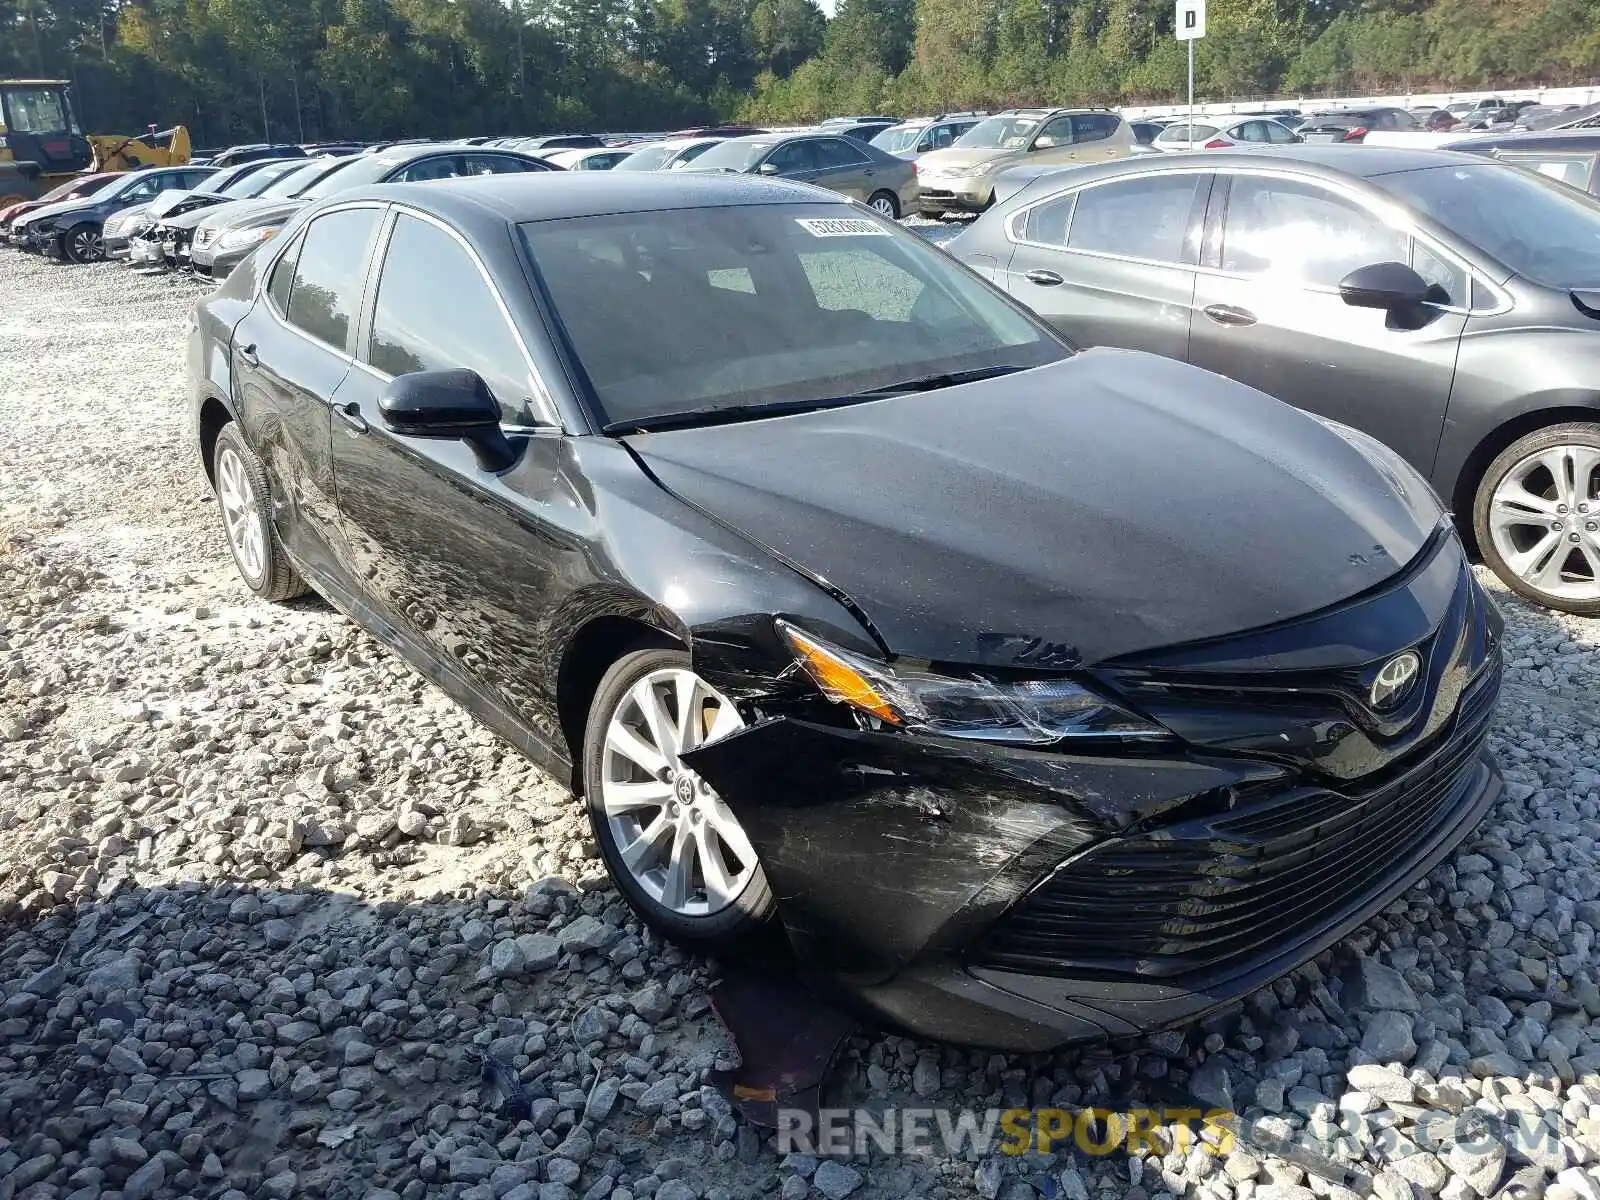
[
  {"left": 393, "top": 155, "right": 461, "bottom": 182},
  {"left": 368, "top": 214, "right": 535, "bottom": 423},
  {"left": 1071, "top": 114, "right": 1120, "bottom": 143},
  {"left": 465, "top": 154, "right": 540, "bottom": 175},
  {"left": 266, "top": 233, "right": 303, "bottom": 315},
  {"left": 1067, "top": 174, "right": 1205, "bottom": 263},
  {"left": 814, "top": 139, "right": 867, "bottom": 168},
  {"left": 284, "top": 207, "right": 381, "bottom": 351},
  {"left": 1019, "top": 192, "right": 1076, "bottom": 246}
]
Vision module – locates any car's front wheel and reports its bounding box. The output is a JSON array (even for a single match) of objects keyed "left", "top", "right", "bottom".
[
  {"left": 584, "top": 648, "right": 774, "bottom": 946},
  {"left": 211, "top": 423, "right": 308, "bottom": 602},
  {"left": 1473, "top": 422, "right": 1600, "bottom": 616},
  {"left": 60, "top": 223, "right": 104, "bottom": 263}
]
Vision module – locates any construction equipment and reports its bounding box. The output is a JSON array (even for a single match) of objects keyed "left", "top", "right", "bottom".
[{"left": 0, "top": 80, "right": 190, "bottom": 208}]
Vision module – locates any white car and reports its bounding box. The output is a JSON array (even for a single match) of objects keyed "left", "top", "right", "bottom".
[
  {"left": 544, "top": 146, "right": 635, "bottom": 171},
  {"left": 1151, "top": 116, "right": 1303, "bottom": 151},
  {"left": 611, "top": 137, "right": 724, "bottom": 172}
]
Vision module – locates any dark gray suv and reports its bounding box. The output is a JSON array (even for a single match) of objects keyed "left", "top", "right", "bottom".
[{"left": 950, "top": 145, "right": 1600, "bottom": 615}]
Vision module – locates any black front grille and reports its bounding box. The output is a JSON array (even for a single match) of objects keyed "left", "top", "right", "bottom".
[{"left": 972, "top": 664, "right": 1499, "bottom": 985}]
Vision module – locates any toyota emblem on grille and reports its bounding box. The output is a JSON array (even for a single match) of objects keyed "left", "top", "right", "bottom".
[{"left": 1371, "top": 651, "right": 1422, "bottom": 710}]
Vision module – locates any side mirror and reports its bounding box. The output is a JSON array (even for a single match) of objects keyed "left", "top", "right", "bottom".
[
  {"left": 756, "top": 161, "right": 781, "bottom": 175},
  {"left": 378, "top": 369, "right": 519, "bottom": 472},
  {"left": 1338, "top": 261, "right": 1432, "bottom": 311}
]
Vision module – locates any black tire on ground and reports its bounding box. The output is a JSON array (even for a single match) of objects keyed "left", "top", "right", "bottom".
[
  {"left": 583, "top": 647, "right": 776, "bottom": 947},
  {"left": 867, "top": 190, "right": 900, "bottom": 219},
  {"left": 210, "top": 422, "right": 309, "bottom": 602},
  {"left": 60, "top": 223, "right": 104, "bottom": 263},
  {"left": 1472, "top": 420, "right": 1600, "bottom": 618}
]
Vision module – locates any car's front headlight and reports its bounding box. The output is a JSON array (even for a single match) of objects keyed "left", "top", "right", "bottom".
[
  {"left": 777, "top": 621, "right": 1166, "bottom": 745},
  {"left": 964, "top": 160, "right": 1003, "bottom": 178},
  {"left": 218, "top": 225, "right": 279, "bottom": 252}
]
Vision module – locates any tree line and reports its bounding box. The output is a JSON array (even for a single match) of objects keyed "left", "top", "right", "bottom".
[{"left": 1, "top": 0, "right": 1596, "bottom": 146}]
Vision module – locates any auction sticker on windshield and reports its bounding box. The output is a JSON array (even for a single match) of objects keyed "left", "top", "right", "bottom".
[{"left": 797, "top": 218, "right": 892, "bottom": 237}]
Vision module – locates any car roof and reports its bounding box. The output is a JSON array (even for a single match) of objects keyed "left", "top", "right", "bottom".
[
  {"left": 1099, "top": 143, "right": 1497, "bottom": 178},
  {"left": 1446, "top": 130, "right": 1600, "bottom": 151},
  {"left": 333, "top": 172, "right": 846, "bottom": 225}
]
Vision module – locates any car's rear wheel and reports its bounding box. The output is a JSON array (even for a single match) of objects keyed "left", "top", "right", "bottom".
[
  {"left": 584, "top": 648, "right": 774, "bottom": 945},
  {"left": 867, "top": 190, "right": 900, "bottom": 219},
  {"left": 60, "top": 223, "right": 104, "bottom": 263},
  {"left": 1473, "top": 422, "right": 1600, "bottom": 616},
  {"left": 211, "top": 423, "right": 308, "bottom": 602}
]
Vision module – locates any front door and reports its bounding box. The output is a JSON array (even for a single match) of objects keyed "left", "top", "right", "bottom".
[
  {"left": 230, "top": 204, "right": 385, "bottom": 582},
  {"left": 330, "top": 209, "right": 577, "bottom": 748},
  {"left": 997, "top": 170, "right": 1210, "bottom": 361},
  {"left": 1187, "top": 172, "right": 1465, "bottom": 472}
]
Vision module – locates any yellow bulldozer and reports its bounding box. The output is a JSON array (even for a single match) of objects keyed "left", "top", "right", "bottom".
[{"left": 0, "top": 79, "right": 191, "bottom": 209}]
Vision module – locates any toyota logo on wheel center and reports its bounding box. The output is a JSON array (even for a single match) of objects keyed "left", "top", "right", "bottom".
[{"left": 1370, "top": 650, "right": 1422, "bottom": 709}]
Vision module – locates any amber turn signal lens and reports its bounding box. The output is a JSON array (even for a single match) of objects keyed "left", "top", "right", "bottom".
[{"left": 779, "top": 624, "right": 900, "bottom": 724}]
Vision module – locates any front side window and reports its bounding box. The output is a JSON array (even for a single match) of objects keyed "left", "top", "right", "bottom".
[
  {"left": 766, "top": 141, "right": 818, "bottom": 174},
  {"left": 1221, "top": 175, "right": 1407, "bottom": 287},
  {"left": 1068, "top": 173, "right": 1205, "bottom": 264},
  {"left": 521, "top": 204, "right": 1060, "bottom": 428},
  {"left": 367, "top": 214, "right": 535, "bottom": 423},
  {"left": 1374, "top": 161, "right": 1600, "bottom": 289},
  {"left": 283, "top": 207, "right": 381, "bottom": 351},
  {"left": 1411, "top": 241, "right": 1468, "bottom": 307},
  {"left": 2, "top": 86, "right": 75, "bottom": 134},
  {"left": 1032, "top": 117, "right": 1074, "bottom": 149},
  {"left": 394, "top": 155, "right": 461, "bottom": 182}
]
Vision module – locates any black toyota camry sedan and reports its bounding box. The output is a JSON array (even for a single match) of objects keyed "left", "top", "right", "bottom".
[{"left": 188, "top": 173, "right": 1503, "bottom": 1051}]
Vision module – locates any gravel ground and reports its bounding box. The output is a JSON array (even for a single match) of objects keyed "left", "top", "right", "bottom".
[{"left": 4, "top": 248, "right": 1600, "bottom": 1200}]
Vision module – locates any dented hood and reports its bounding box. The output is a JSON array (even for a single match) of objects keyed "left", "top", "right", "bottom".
[{"left": 628, "top": 349, "right": 1441, "bottom": 666}]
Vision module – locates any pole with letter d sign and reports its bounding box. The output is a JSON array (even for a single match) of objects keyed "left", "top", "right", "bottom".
[{"left": 1176, "top": 0, "right": 1205, "bottom": 133}]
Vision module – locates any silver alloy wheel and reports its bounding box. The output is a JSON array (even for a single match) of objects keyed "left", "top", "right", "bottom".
[
  {"left": 69, "top": 227, "right": 103, "bottom": 262},
  {"left": 869, "top": 194, "right": 897, "bottom": 217},
  {"left": 216, "top": 445, "right": 266, "bottom": 582},
  {"left": 600, "top": 668, "right": 757, "bottom": 917},
  {"left": 1488, "top": 443, "right": 1600, "bottom": 602}
]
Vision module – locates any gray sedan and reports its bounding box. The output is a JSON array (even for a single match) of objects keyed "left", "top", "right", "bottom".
[
  {"left": 683, "top": 133, "right": 918, "bottom": 218},
  {"left": 949, "top": 145, "right": 1600, "bottom": 615}
]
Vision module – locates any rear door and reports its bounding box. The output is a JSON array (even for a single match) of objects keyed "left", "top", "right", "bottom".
[
  {"left": 229, "top": 203, "right": 385, "bottom": 582},
  {"left": 1187, "top": 170, "right": 1466, "bottom": 471},
  {"left": 1069, "top": 113, "right": 1127, "bottom": 161},
  {"left": 810, "top": 137, "right": 875, "bottom": 199},
  {"left": 996, "top": 168, "right": 1210, "bottom": 360}
]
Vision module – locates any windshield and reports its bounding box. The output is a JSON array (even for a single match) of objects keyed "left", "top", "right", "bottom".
[
  {"left": 259, "top": 161, "right": 326, "bottom": 198},
  {"left": 301, "top": 153, "right": 402, "bottom": 197},
  {"left": 955, "top": 116, "right": 1040, "bottom": 150},
  {"left": 1376, "top": 162, "right": 1600, "bottom": 289},
  {"left": 224, "top": 160, "right": 301, "bottom": 197},
  {"left": 870, "top": 126, "right": 923, "bottom": 153},
  {"left": 616, "top": 143, "right": 680, "bottom": 171},
  {"left": 684, "top": 140, "right": 773, "bottom": 173},
  {"left": 2, "top": 85, "right": 78, "bottom": 134},
  {"left": 520, "top": 203, "right": 1061, "bottom": 428}
]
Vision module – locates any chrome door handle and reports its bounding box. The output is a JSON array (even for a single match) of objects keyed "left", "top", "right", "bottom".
[
  {"left": 1025, "top": 269, "right": 1064, "bottom": 286},
  {"left": 334, "top": 401, "right": 368, "bottom": 434},
  {"left": 1203, "top": 303, "right": 1257, "bottom": 327}
]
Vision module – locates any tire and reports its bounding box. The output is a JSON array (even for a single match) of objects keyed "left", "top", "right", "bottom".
[
  {"left": 1472, "top": 421, "right": 1600, "bottom": 617},
  {"left": 210, "top": 422, "right": 309, "bottom": 602},
  {"left": 583, "top": 648, "right": 775, "bottom": 946},
  {"left": 60, "top": 223, "right": 104, "bottom": 263},
  {"left": 867, "top": 190, "right": 900, "bottom": 220}
]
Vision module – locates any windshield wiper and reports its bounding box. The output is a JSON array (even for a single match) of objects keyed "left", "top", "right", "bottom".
[
  {"left": 602, "top": 366, "right": 1031, "bottom": 436},
  {"left": 604, "top": 395, "right": 873, "bottom": 435},
  {"left": 841, "top": 364, "right": 1029, "bottom": 396}
]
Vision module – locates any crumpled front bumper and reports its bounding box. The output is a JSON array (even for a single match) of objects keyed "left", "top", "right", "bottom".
[
  {"left": 684, "top": 671, "right": 1502, "bottom": 1051},
  {"left": 915, "top": 176, "right": 996, "bottom": 213}
]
